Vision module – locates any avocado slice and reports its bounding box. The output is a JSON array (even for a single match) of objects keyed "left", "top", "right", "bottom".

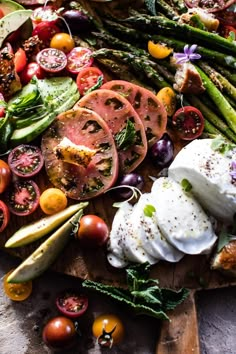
[{"left": 0, "top": 0, "right": 24, "bottom": 15}]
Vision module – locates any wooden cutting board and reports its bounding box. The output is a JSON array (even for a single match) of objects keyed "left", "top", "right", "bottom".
[{"left": 1, "top": 131, "right": 236, "bottom": 354}]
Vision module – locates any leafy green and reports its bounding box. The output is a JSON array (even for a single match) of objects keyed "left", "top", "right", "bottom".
[
  {"left": 7, "top": 83, "right": 40, "bottom": 116},
  {"left": 115, "top": 119, "right": 136, "bottom": 151},
  {"left": 143, "top": 204, "right": 156, "bottom": 217},
  {"left": 181, "top": 178, "right": 192, "bottom": 192},
  {"left": 85, "top": 75, "right": 104, "bottom": 95},
  {"left": 83, "top": 263, "right": 189, "bottom": 321},
  {"left": 211, "top": 136, "right": 236, "bottom": 155},
  {"left": 144, "top": 0, "right": 157, "bottom": 15}
]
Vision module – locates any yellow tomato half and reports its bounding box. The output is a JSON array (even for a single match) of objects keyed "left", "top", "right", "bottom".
[
  {"left": 148, "top": 41, "right": 173, "bottom": 59},
  {"left": 3, "top": 270, "right": 32, "bottom": 301},
  {"left": 156, "top": 87, "right": 177, "bottom": 117},
  {"left": 39, "top": 188, "right": 68, "bottom": 215}
]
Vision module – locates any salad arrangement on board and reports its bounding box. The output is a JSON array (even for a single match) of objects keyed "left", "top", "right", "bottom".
[{"left": 0, "top": 0, "right": 236, "bottom": 350}]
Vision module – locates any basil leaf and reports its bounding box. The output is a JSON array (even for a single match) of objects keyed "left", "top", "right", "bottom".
[
  {"left": 85, "top": 75, "right": 104, "bottom": 95},
  {"left": 115, "top": 119, "right": 136, "bottom": 151}
]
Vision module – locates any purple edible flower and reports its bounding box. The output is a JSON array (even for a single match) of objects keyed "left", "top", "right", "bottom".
[
  {"left": 173, "top": 44, "right": 201, "bottom": 64},
  {"left": 230, "top": 160, "right": 236, "bottom": 180}
]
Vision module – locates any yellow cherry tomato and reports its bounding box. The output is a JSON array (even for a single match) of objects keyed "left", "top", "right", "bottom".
[
  {"left": 39, "top": 188, "right": 68, "bottom": 215},
  {"left": 50, "top": 33, "right": 75, "bottom": 54},
  {"left": 156, "top": 87, "right": 177, "bottom": 116},
  {"left": 3, "top": 270, "right": 32, "bottom": 301},
  {"left": 148, "top": 40, "right": 173, "bottom": 59},
  {"left": 92, "top": 314, "right": 124, "bottom": 348}
]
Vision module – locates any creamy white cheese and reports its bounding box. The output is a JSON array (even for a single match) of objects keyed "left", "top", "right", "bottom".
[
  {"left": 168, "top": 139, "right": 236, "bottom": 223},
  {"left": 151, "top": 177, "right": 217, "bottom": 254},
  {"left": 131, "top": 193, "right": 184, "bottom": 262}
]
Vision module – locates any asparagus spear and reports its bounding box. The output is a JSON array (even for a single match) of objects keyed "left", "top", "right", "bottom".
[
  {"left": 154, "top": 0, "right": 180, "bottom": 19},
  {"left": 92, "top": 48, "right": 172, "bottom": 89},
  {"left": 187, "top": 95, "right": 236, "bottom": 143},
  {"left": 212, "top": 64, "right": 236, "bottom": 87},
  {"left": 198, "top": 62, "right": 236, "bottom": 101},
  {"left": 104, "top": 20, "right": 236, "bottom": 69},
  {"left": 203, "top": 119, "right": 225, "bottom": 139},
  {"left": 195, "top": 66, "right": 236, "bottom": 134},
  {"left": 124, "top": 11, "right": 236, "bottom": 55}
]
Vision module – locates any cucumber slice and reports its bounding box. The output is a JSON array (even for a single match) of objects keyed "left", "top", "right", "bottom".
[
  {"left": 5, "top": 202, "right": 89, "bottom": 248},
  {"left": 7, "top": 208, "right": 86, "bottom": 283}
]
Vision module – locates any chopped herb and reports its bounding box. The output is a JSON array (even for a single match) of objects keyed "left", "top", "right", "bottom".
[
  {"left": 85, "top": 75, "right": 104, "bottom": 95},
  {"left": 115, "top": 119, "right": 136, "bottom": 151},
  {"left": 211, "top": 136, "right": 236, "bottom": 155},
  {"left": 181, "top": 178, "right": 192, "bottom": 192},
  {"left": 83, "top": 263, "right": 189, "bottom": 321},
  {"left": 143, "top": 204, "right": 156, "bottom": 217}
]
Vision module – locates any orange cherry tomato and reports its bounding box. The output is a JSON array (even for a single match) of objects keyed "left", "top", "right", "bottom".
[
  {"left": 50, "top": 33, "right": 75, "bottom": 54},
  {"left": 3, "top": 270, "right": 32, "bottom": 301},
  {"left": 39, "top": 188, "right": 68, "bottom": 215},
  {"left": 0, "top": 160, "right": 11, "bottom": 193},
  {"left": 92, "top": 314, "right": 124, "bottom": 348}
]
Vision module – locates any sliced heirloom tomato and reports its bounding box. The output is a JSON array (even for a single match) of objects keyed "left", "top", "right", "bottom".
[
  {"left": 66, "top": 47, "right": 94, "bottom": 74},
  {"left": 172, "top": 106, "right": 205, "bottom": 140},
  {"left": 41, "top": 107, "right": 119, "bottom": 200},
  {"left": 56, "top": 289, "right": 88, "bottom": 318},
  {"left": 0, "top": 200, "right": 10, "bottom": 232},
  {"left": 6, "top": 180, "right": 40, "bottom": 216},
  {"left": 8, "top": 144, "right": 44, "bottom": 178},
  {"left": 101, "top": 80, "right": 167, "bottom": 148},
  {"left": 36, "top": 48, "right": 67, "bottom": 73},
  {"left": 77, "top": 89, "right": 148, "bottom": 174},
  {"left": 3, "top": 269, "right": 32, "bottom": 301},
  {"left": 76, "top": 66, "right": 104, "bottom": 96}
]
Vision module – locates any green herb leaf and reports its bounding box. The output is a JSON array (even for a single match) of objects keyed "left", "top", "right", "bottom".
[
  {"left": 211, "top": 136, "right": 236, "bottom": 155},
  {"left": 181, "top": 178, "right": 192, "bottom": 192},
  {"left": 85, "top": 75, "right": 104, "bottom": 95},
  {"left": 115, "top": 119, "right": 136, "bottom": 151},
  {"left": 131, "top": 286, "right": 162, "bottom": 305},
  {"left": 143, "top": 204, "right": 156, "bottom": 217}
]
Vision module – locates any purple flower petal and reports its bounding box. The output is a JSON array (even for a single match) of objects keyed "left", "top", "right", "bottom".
[
  {"left": 230, "top": 160, "right": 236, "bottom": 180},
  {"left": 189, "top": 44, "right": 198, "bottom": 54}
]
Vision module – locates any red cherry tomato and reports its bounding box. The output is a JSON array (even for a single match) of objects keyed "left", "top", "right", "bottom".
[
  {"left": 14, "top": 48, "right": 27, "bottom": 73},
  {"left": 0, "top": 9, "right": 4, "bottom": 19},
  {"left": 36, "top": 48, "right": 67, "bottom": 73},
  {"left": 56, "top": 290, "right": 88, "bottom": 318},
  {"left": 76, "top": 66, "right": 104, "bottom": 96},
  {"left": 31, "top": 6, "right": 59, "bottom": 26},
  {"left": 20, "top": 62, "right": 45, "bottom": 85},
  {"left": 42, "top": 316, "right": 77, "bottom": 350},
  {"left": 78, "top": 215, "right": 109, "bottom": 247},
  {"left": 0, "top": 200, "right": 10, "bottom": 232},
  {"left": 8, "top": 144, "right": 44, "bottom": 178},
  {"left": 172, "top": 106, "right": 204, "bottom": 140},
  {"left": 6, "top": 180, "right": 40, "bottom": 216},
  {"left": 220, "top": 25, "right": 236, "bottom": 38},
  {"left": 32, "top": 21, "right": 60, "bottom": 44},
  {"left": 0, "top": 160, "right": 11, "bottom": 193},
  {"left": 66, "top": 47, "right": 94, "bottom": 74}
]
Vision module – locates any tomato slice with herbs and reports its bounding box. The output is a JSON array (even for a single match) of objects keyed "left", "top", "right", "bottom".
[
  {"left": 0, "top": 200, "right": 10, "bottom": 232},
  {"left": 76, "top": 66, "right": 104, "bottom": 96},
  {"left": 36, "top": 48, "right": 67, "bottom": 73},
  {"left": 56, "top": 289, "right": 88, "bottom": 318},
  {"left": 7, "top": 180, "right": 40, "bottom": 216},
  {"left": 172, "top": 106, "right": 204, "bottom": 140},
  {"left": 66, "top": 47, "right": 94, "bottom": 74},
  {"left": 41, "top": 107, "right": 119, "bottom": 200},
  {"left": 3, "top": 269, "right": 32, "bottom": 301},
  {"left": 8, "top": 144, "right": 44, "bottom": 178}
]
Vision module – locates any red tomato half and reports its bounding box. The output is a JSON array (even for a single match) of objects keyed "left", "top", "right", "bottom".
[
  {"left": 66, "top": 47, "right": 94, "bottom": 74},
  {"left": 36, "top": 48, "right": 67, "bottom": 73},
  {"left": 31, "top": 6, "right": 59, "bottom": 26},
  {"left": 172, "top": 106, "right": 204, "bottom": 140},
  {"left": 14, "top": 48, "right": 27, "bottom": 73},
  {"left": 20, "top": 62, "right": 45, "bottom": 85},
  {"left": 56, "top": 290, "right": 88, "bottom": 318},
  {"left": 0, "top": 200, "right": 10, "bottom": 232},
  {"left": 76, "top": 66, "right": 104, "bottom": 96},
  {"left": 6, "top": 180, "right": 40, "bottom": 216},
  {"left": 32, "top": 21, "right": 60, "bottom": 43}
]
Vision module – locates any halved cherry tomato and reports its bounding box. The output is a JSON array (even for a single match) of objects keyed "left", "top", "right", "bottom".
[
  {"left": 92, "top": 314, "right": 124, "bottom": 348},
  {"left": 76, "top": 66, "right": 104, "bottom": 96},
  {"left": 50, "top": 33, "right": 75, "bottom": 54},
  {"left": 0, "top": 93, "right": 5, "bottom": 118},
  {"left": 148, "top": 41, "right": 172, "bottom": 59},
  {"left": 0, "top": 200, "right": 10, "bottom": 232},
  {"left": 66, "top": 47, "right": 93, "bottom": 74},
  {"left": 20, "top": 62, "right": 45, "bottom": 85},
  {"left": 77, "top": 215, "right": 109, "bottom": 247},
  {"left": 36, "top": 48, "right": 67, "bottom": 73},
  {"left": 172, "top": 106, "right": 204, "bottom": 140},
  {"left": 220, "top": 25, "right": 236, "bottom": 38},
  {"left": 42, "top": 316, "right": 77, "bottom": 350},
  {"left": 39, "top": 188, "right": 67, "bottom": 215},
  {"left": 56, "top": 289, "right": 88, "bottom": 318},
  {"left": 8, "top": 144, "right": 44, "bottom": 178},
  {"left": 32, "top": 21, "right": 60, "bottom": 44},
  {"left": 31, "top": 6, "right": 59, "bottom": 27},
  {"left": 0, "top": 160, "right": 11, "bottom": 193},
  {"left": 7, "top": 180, "right": 40, "bottom": 216},
  {"left": 3, "top": 269, "right": 32, "bottom": 301},
  {"left": 14, "top": 48, "right": 27, "bottom": 73}
]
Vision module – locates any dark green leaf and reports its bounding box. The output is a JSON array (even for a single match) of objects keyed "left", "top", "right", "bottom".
[
  {"left": 85, "top": 75, "right": 104, "bottom": 95},
  {"left": 115, "top": 119, "right": 136, "bottom": 151},
  {"left": 145, "top": 0, "right": 157, "bottom": 15},
  {"left": 160, "top": 288, "right": 190, "bottom": 311},
  {"left": 131, "top": 286, "right": 162, "bottom": 305},
  {"left": 126, "top": 262, "right": 151, "bottom": 290},
  {"left": 7, "top": 83, "right": 40, "bottom": 115}
]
